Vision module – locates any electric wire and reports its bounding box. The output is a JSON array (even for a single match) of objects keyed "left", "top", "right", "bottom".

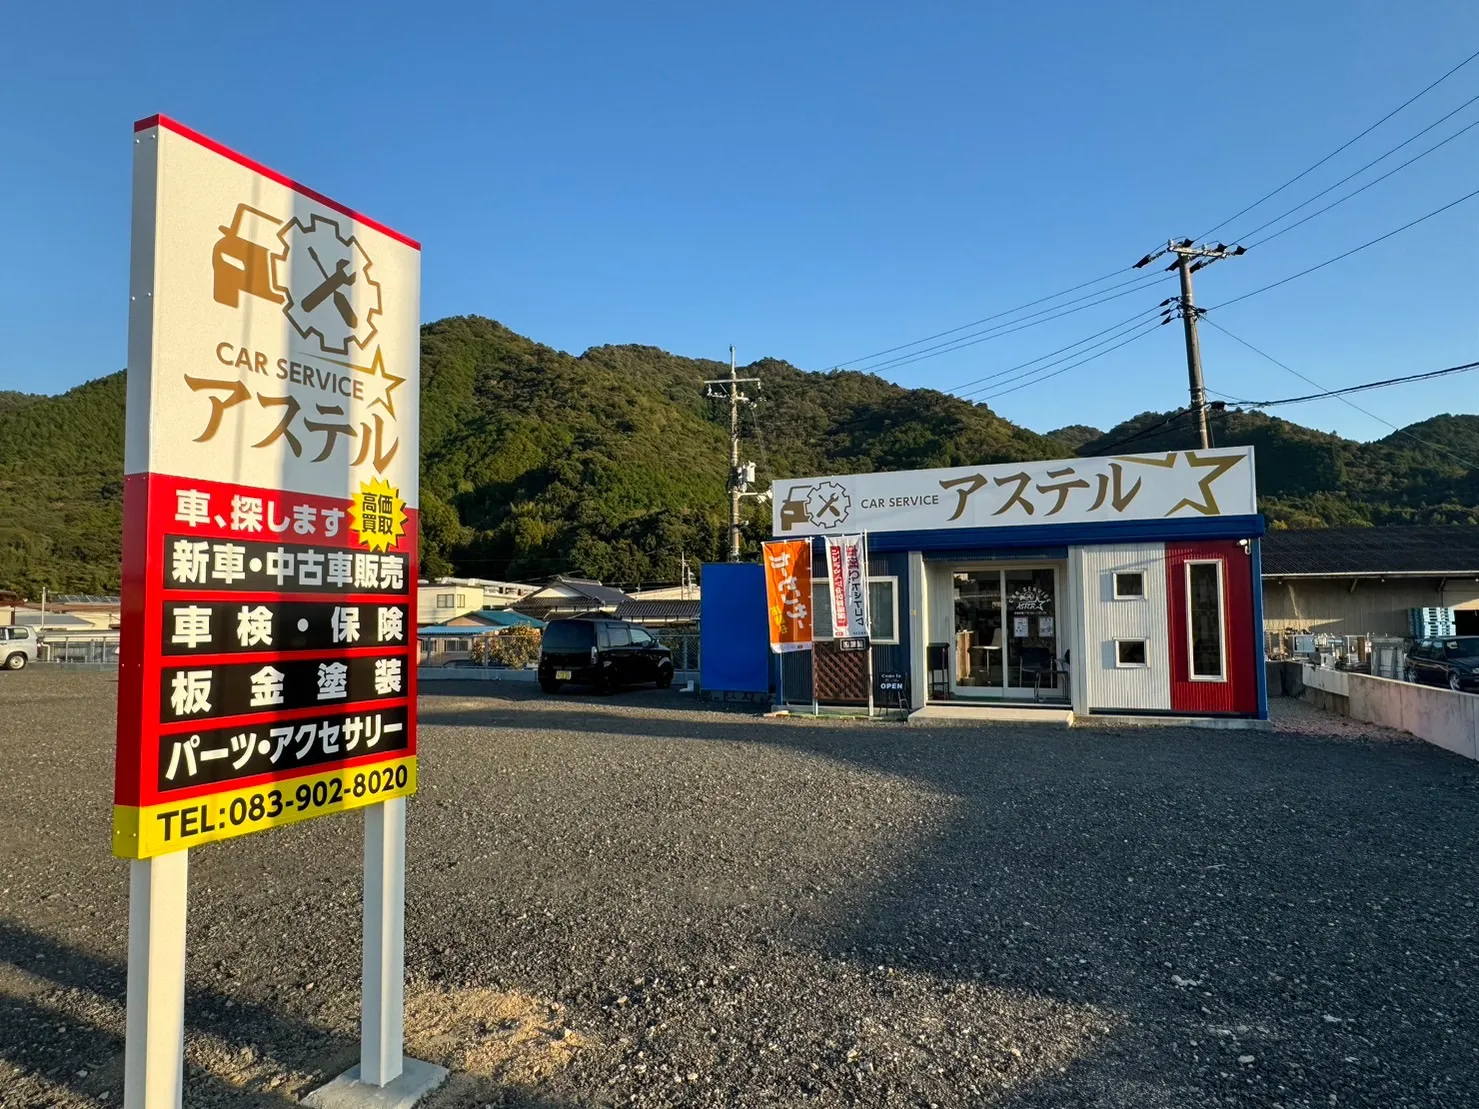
[
  {"left": 832, "top": 48, "right": 1479, "bottom": 383},
  {"left": 828, "top": 267, "right": 1141, "bottom": 370},
  {"left": 946, "top": 306, "right": 1162, "bottom": 394},
  {"left": 1208, "top": 186, "right": 1479, "bottom": 311},
  {"left": 1088, "top": 408, "right": 1199, "bottom": 454},
  {"left": 1240, "top": 105, "right": 1479, "bottom": 247},
  {"left": 955, "top": 310, "right": 1163, "bottom": 400},
  {"left": 973, "top": 322, "right": 1164, "bottom": 403},
  {"left": 861, "top": 275, "right": 1170, "bottom": 375},
  {"left": 1194, "top": 45, "right": 1479, "bottom": 241},
  {"left": 1227, "top": 358, "right": 1479, "bottom": 406},
  {"left": 1200, "top": 317, "right": 1479, "bottom": 469}
]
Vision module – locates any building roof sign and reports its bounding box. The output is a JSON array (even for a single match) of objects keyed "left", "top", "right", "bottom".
[{"left": 771, "top": 448, "right": 1257, "bottom": 538}]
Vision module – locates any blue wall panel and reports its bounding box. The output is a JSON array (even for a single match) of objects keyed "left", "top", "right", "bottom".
[{"left": 700, "top": 562, "right": 770, "bottom": 693}]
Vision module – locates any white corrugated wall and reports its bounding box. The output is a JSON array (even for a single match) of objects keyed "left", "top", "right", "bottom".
[{"left": 1074, "top": 542, "right": 1172, "bottom": 711}]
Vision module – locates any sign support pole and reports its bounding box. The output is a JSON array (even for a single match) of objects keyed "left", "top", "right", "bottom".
[
  {"left": 362, "top": 797, "right": 406, "bottom": 1086},
  {"left": 123, "top": 851, "right": 189, "bottom": 1109},
  {"left": 306, "top": 795, "right": 445, "bottom": 1106},
  {"left": 864, "top": 532, "right": 874, "bottom": 719}
]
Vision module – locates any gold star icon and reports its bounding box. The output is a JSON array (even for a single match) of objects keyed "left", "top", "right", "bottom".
[
  {"left": 1166, "top": 451, "right": 1246, "bottom": 516},
  {"left": 317, "top": 346, "right": 405, "bottom": 419}
]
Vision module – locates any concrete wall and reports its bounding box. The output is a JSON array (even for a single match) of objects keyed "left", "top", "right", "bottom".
[
  {"left": 1264, "top": 577, "right": 1479, "bottom": 637},
  {"left": 1300, "top": 664, "right": 1479, "bottom": 761},
  {"left": 1073, "top": 542, "right": 1171, "bottom": 712}
]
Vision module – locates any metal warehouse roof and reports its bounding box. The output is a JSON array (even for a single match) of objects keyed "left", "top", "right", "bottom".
[{"left": 1261, "top": 525, "right": 1479, "bottom": 577}]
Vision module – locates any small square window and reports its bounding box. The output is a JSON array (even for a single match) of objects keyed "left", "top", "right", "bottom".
[
  {"left": 1113, "top": 571, "right": 1146, "bottom": 599},
  {"left": 1116, "top": 639, "right": 1148, "bottom": 667}
]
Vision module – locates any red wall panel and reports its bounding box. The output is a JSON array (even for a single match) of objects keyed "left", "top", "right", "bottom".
[{"left": 1165, "top": 540, "right": 1258, "bottom": 715}]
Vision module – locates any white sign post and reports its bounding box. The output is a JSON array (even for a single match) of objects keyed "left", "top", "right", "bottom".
[{"left": 116, "top": 114, "right": 440, "bottom": 1108}]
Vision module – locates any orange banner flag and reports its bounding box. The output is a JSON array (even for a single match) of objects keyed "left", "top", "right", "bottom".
[{"left": 762, "top": 539, "right": 813, "bottom": 653}]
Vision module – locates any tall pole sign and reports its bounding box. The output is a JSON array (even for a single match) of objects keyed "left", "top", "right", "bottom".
[{"left": 116, "top": 116, "right": 439, "bottom": 1107}]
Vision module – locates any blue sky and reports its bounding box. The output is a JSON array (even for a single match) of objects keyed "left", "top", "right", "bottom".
[{"left": 1, "top": 1, "right": 1475, "bottom": 441}]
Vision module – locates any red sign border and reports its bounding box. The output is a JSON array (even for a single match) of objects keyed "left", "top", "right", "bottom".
[
  {"left": 135, "top": 115, "right": 421, "bottom": 252},
  {"left": 115, "top": 472, "right": 420, "bottom": 816}
]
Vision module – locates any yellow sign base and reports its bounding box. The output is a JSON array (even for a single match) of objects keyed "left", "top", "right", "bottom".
[{"left": 113, "top": 757, "right": 417, "bottom": 858}]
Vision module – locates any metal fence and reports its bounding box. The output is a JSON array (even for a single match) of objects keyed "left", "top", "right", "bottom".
[
  {"left": 38, "top": 636, "right": 121, "bottom": 666},
  {"left": 27, "top": 630, "right": 700, "bottom": 672},
  {"left": 655, "top": 631, "right": 700, "bottom": 672}
]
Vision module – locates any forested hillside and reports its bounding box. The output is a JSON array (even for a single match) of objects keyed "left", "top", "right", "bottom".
[{"left": 0, "top": 314, "right": 1474, "bottom": 597}]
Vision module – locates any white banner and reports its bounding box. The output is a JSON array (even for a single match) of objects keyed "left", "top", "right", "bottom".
[
  {"left": 824, "top": 535, "right": 870, "bottom": 641},
  {"left": 772, "top": 448, "right": 1257, "bottom": 537}
]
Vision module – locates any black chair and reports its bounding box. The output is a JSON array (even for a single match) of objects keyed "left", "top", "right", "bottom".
[
  {"left": 1015, "top": 645, "right": 1051, "bottom": 687},
  {"left": 927, "top": 643, "right": 951, "bottom": 700},
  {"left": 1029, "top": 648, "right": 1071, "bottom": 703}
]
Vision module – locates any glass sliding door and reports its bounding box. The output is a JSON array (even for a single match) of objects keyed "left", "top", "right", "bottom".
[
  {"left": 949, "top": 564, "right": 1063, "bottom": 701},
  {"left": 1004, "top": 567, "right": 1061, "bottom": 698},
  {"left": 951, "top": 571, "right": 1004, "bottom": 692}
]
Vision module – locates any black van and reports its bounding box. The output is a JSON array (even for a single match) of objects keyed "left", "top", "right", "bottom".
[{"left": 538, "top": 617, "right": 674, "bottom": 694}]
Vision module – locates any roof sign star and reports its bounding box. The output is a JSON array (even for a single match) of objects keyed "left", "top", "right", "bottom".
[
  {"left": 1166, "top": 451, "right": 1245, "bottom": 516},
  {"left": 316, "top": 347, "right": 405, "bottom": 419}
]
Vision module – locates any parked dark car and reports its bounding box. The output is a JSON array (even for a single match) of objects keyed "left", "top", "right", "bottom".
[
  {"left": 538, "top": 617, "right": 673, "bottom": 694},
  {"left": 1404, "top": 637, "right": 1479, "bottom": 692}
]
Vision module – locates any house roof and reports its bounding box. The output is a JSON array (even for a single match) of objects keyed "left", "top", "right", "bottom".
[
  {"left": 420, "top": 611, "right": 545, "bottom": 635},
  {"left": 465, "top": 609, "right": 545, "bottom": 628},
  {"left": 626, "top": 585, "right": 701, "bottom": 602},
  {"left": 1261, "top": 526, "right": 1479, "bottom": 577},
  {"left": 546, "top": 576, "right": 630, "bottom": 605},
  {"left": 514, "top": 577, "right": 630, "bottom": 614},
  {"left": 614, "top": 598, "right": 702, "bottom": 622}
]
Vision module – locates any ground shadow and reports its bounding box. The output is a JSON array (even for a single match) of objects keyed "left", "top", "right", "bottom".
[
  {"left": 416, "top": 687, "right": 1479, "bottom": 1107},
  {"left": 0, "top": 918, "right": 584, "bottom": 1108}
]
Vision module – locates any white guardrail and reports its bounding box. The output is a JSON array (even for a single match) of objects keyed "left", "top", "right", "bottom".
[{"left": 1302, "top": 664, "right": 1479, "bottom": 762}]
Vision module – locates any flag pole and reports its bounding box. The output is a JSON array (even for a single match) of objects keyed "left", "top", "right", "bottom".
[
  {"left": 864, "top": 532, "right": 874, "bottom": 719},
  {"left": 812, "top": 537, "right": 819, "bottom": 717}
]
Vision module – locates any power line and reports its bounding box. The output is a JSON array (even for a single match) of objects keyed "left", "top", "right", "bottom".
[
  {"left": 1200, "top": 317, "right": 1479, "bottom": 469},
  {"left": 1241, "top": 101, "right": 1479, "bottom": 247},
  {"left": 1195, "top": 45, "right": 1479, "bottom": 241},
  {"left": 956, "top": 311, "right": 1161, "bottom": 401},
  {"left": 947, "top": 306, "right": 1160, "bottom": 394},
  {"left": 1221, "top": 355, "right": 1479, "bottom": 406},
  {"left": 973, "top": 322, "right": 1164, "bottom": 403},
  {"left": 828, "top": 267, "right": 1139, "bottom": 370},
  {"left": 1089, "top": 407, "right": 1199, "bottom": 455},
  {"left": 1209, "top": 186, "right": 1479, "bottom": 311},
  {"left": 860, "top": 275, "right": 1169, "bottom": 375}
]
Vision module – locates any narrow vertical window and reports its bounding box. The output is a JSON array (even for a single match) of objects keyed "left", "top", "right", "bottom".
[{"left": 1187, "top": 561, "right": 1225, "bottom": 680}]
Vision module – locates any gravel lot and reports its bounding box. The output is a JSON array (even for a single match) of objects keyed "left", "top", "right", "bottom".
[{"left": 2, "top": 669, "right": 1477, "bottom": 1108}]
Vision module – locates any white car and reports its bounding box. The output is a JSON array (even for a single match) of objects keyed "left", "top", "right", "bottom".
[{"left": 1, "top": 627, "right": 37, "bottom": 670}]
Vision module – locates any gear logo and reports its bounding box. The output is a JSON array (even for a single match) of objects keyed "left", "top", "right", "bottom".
[
  {"left": 271, "top": 214, "right": 382, "bottom": 355},
  {"left": 778, "top": 481, "right": 853, "bottom": 531},
  {"left": 805, "top": 481, "right": 851, "bottom": 528}
]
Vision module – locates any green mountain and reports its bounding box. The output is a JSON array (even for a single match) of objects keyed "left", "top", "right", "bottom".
[
  {"left": 0, "top": 315, "right": 1474, "bottom": 597},
  {"left": 1044, "top": 424, "right": 1104, "bottom": 453},
  {"left": 0, "top": 390, "right": 40, "bottom": 414},
  {"left": 1076, "top": 407, "right": 1479, "bottom": 530}
]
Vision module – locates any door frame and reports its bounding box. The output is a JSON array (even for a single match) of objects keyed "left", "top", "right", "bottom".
[{"left": 946, "top": 561, "right": 1065, "bottom": 701}]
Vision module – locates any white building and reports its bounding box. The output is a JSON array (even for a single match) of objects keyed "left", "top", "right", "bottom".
[{"left": 417, "top": 578, "right": 538, "bottom": 626}]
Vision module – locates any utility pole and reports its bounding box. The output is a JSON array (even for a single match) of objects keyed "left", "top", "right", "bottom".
[
  {"left": 704, "top": 346, "right": 761, "bottom": 561},
  {"left": 1135, "top": 239, "right": 1245, "bottom": 449}
]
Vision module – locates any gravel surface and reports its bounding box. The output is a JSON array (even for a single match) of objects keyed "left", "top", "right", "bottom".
[{"left": 1, "top": 669, "right": 1477, "bottom": 1108}]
